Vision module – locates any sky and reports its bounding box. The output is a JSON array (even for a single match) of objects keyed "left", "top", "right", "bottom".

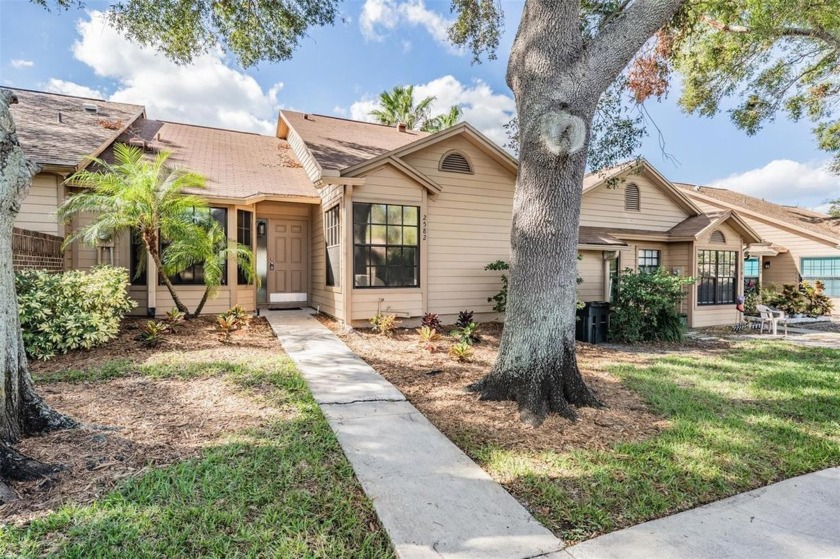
[{"left": 1, "top": 0, "right": 837, "bottom": 211}]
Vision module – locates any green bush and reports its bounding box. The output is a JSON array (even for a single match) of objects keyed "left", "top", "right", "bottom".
[
  {"left": 16, "top": 266, "right": 136, "bottom": 360},
  {"left": 609, "top": 268, "right": 694, "bottom": 343}
]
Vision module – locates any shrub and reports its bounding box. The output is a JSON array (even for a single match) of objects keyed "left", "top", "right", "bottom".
[
  {"left": 219, "top": 304, "right": 250, "bottom": 330},
  {"left": 370, "top": 313, "right": 399, "bottom": 336},
  {"left": 609, "top": 268, "right": 694, "bottom": 343},
  {"left": 138, "top": 321, "right": 168, "bottom": 348},
  {"left": 216, "top": 314, "right": 238, "bottom": 343},
  {"left": 449, "top": 341, "right": 474, "bottom": 362},
  {"left": 16, "top": 266, "right": 136, "bottom": 360},
  {"left": 164, "top": 307, "right": 186, "bottom": 329},
  {"left": 421, "top": 312, "right": 441, "bottom": 330},
  {"left": 767, "top": 282, "right": 834, "bottom": 316},
  {"left": 805, "top": 281, "right": 834, "bottom": 316},
  {"left": 416, "top": 326, "right": 441, "bottom": 352},
  {"left": 484, "top": 260, "right": 510, "bottom": 313},
  {"left": 455, "top": 310, "right": 474, "bottom": 328},
  {"left": 451, "top": 321, "right": 480, "bottom": 345}
]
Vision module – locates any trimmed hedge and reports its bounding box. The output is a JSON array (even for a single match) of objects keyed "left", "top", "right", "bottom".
[{"left": 16, "top": 266, "right": 136, "bottom": 360}]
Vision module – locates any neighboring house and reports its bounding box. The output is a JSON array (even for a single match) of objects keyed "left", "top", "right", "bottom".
[
  {"left": 13, "top": 87, "right": 830, "bottom": 327},
  {"left": 676, "top": 183, "right": 840, "bottom": 309},
  {"left": 575, "top": 160, "right": 763, "bottom": 327}
]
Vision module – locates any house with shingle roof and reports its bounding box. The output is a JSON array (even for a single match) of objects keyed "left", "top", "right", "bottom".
[
  {"left": 15, "top": 86, "right": 832, "bottom": 326},
  {"left": 677, "top": 182, "right": 840, "bottom": 309}
]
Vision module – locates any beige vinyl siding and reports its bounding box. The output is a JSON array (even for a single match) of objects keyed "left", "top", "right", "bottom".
[
  {"left": 350, "top": 165, "right": 424, "bottom": 321},
  {"left": 237, "top": 287, "right": 256, "bottom": 312},
  {"left": 577, "top": 251, "right": 605, "bottom": 302},
  {"left": 664, "top": 241, "right": 692, "bottom": 317},
  {"left": 691, "top": 221, "right": 745, "bottom": 327},
  {"left": 154, "top": 286, "right": 232, "bottom": 316},
  {"left": 581, "top": 175, "right": 689, "bottom": 231},
  {"left": 15, "top": 173, "right": 61, "bottom": 235},
  {"left": 310, "top": 185, "right": 345, "bottom": 319},
  {"left": 127, "top": 287, "right": 148, "bottom": 316},
  {"left": 285, "top": 127, "right": 322, "bottom": 182},
  {"left": 402, "top": 137, "right": 515, "bottom": 319}
]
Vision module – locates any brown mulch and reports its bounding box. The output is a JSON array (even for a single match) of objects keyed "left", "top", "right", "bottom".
[
  {"left": 793, "top": 320, "right": 840, "bottom": 333},
  {"left": 3, "top": 316, "right": 283, "bottom": 525},
  {"left": 319, "top": 317, "right": 722, "bottom": 455}
]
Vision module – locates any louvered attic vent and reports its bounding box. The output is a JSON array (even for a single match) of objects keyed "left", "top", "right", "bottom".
[
  {"left": 439, "top": 152, "right": 473, "bottom": 174},
  {"left": 624, "top": 183, "right": 640, "bottom": 211},
  {"left": 710, "top": 230, "right": 726, "bottom": 243}
]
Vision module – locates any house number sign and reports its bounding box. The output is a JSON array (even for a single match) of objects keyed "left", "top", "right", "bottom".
[{"left": 422, "top": 214, "right": 428, "bottom": 241}]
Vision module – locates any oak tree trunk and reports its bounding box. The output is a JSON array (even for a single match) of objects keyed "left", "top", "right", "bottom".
[
  {"left": 0, "top": 89, "right": 76, "bottom": 498},
  {"left": 472, "top": 0, "right": 686, "bottom": 426}
]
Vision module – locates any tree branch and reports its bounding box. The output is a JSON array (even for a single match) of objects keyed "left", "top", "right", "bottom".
[
  {"left": 582, "top": 0, "right": 687, "bottom": 92},
  {"left": 702, "top": 16, "right": 840, "bottom": 51}
]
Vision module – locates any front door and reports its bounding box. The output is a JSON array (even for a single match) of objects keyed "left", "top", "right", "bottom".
[{"left": 267, "top": 219, "right": 308, "bottom": 307}]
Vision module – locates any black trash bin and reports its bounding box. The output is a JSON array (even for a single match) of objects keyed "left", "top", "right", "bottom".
[{"left": 576, "top": 302, "right": 610, "bottom": 344}]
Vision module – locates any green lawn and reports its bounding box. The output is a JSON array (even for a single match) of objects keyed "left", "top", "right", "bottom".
[
  {"left": 466, "top": 341, "right": 840, "bottom": 544},
  {"left": 1, "top": 355, "right": 394, "bottom": 559}
]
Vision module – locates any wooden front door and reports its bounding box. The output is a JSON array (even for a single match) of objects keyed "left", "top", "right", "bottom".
[{"left": 267, "top": 219, "right": 308, "bottom": 306}]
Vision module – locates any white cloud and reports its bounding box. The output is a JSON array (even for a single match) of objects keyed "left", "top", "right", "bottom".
[
  {"left": 333, "top": 105, "right": 347, "bottom": 116},
  {"left": 360, "top": 0, "right": 455, "bottom": 51},
  {"left": 58, "top": 11, "right": 284, "bottom": 134},
  {"left": 349, "top": 75, "right": 516, "bottom": 146},
  {"left": 44, "top": 78, "right": 103, "bottom": 99},
  {"left": 11, "top": 59, "right": 34, "bottom": 69},
  {"left": 709, "top": 159, "right": 840, "bottom": 212}
]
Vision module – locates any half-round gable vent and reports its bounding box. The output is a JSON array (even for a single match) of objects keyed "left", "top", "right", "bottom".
[
  {"left": 624, "top": 183, "right": 640, "bottom": 211},
  {"left": 710, "top": 230, "right": 726, "bottom": 243},
  {"left": 439, "top": 151, "right": 473, "bottom": 174}
]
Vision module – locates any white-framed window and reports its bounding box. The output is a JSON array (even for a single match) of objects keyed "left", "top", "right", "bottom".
[{"left": 801, "top": 257, "right": 840, "bottom": 297}]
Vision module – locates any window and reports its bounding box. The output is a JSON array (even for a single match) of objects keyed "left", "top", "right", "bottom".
[
  {"left": 237, "top": 210, "right": 253, "bottom": 285},
  {"left": 744, "top": 257, "right": 759, "bottom": 294},
  {"left": 439, "top": 151, "right": 473, "bottom": 174},
  {"left": 129, "top": 229, "right": 147, "bottom": 286},
  {"left": 637, "top": 249, "right": 660, "bottom": 273},
  {"left": 697, "top": 250, "right": 738, "bottom": 305},
  {"left": 802, "top": 257, "right": 840, "bottom": 297},
  {"left": 710, "top": 230, "right": 726, "bottom": 243},
  {"left": 325, "top": 205, "right": 340, "bottom": 287},
  {"left": 353, "top": 203, "right": 419, "bottom": 288},
  {"left": 166, "top": 207, "right": 228, "bottom": 285},
  {"left": 625, "top": 183, "right": 640, "bottom": 211},
  {"left": 608, "top": 254, "right": 620, "bottom": 302}
]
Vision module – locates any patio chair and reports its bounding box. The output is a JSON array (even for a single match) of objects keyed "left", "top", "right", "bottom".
[{"left": 756, "top": 304, "right": 788, "bottom": 336}]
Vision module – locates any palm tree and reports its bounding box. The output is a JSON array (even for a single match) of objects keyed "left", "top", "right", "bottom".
[
  {"left": 369, "top": 85, "right": 436, "bottom": 130},
  {"left": 58, "top": 143, "right": 206, "bottom": 315},
  {"left": 422, "top": 105, "right": 463, "bottom": 133},
  {"left": 162, "top": 218, "right": 256, "bottom": 317}
]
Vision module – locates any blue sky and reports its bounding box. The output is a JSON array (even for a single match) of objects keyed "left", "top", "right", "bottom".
[{"left": 1, "top": 0, "right": 837, "bottom": 209}]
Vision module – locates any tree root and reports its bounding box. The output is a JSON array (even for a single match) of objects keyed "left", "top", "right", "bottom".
[
  {"left": 21, "top": 395, "right": 78, "bottom": 437},
  {"left": 0, "top": 442, "right": 63, "bottom": 482}
]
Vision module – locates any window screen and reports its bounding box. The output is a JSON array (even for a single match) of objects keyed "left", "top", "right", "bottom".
[
  {"left": 353, "top": 203, "right": 419, "bottom": 288},
  {"left": 325, "top": 205, "right": 340, "bottom": 287},
  {"left": 697, "top": 250, "right": 738, "bottom": 305}
]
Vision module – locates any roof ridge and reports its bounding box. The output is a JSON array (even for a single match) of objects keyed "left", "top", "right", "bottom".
[
  {"left": 5, "top": 86, "right": 145, "bottom": 108},
  {"left": 152, "top": 118, "right": 272, "bottom": 137},
  {"left": 283, "top": 109, "right": 431, "bottom": 133}
]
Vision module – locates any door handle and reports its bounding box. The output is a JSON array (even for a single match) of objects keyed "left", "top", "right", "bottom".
[{"left": 269, "top": 258, "right": 275, "bottom": 271}]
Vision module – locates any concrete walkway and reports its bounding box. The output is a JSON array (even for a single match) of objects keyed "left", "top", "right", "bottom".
[
  {"left": 264, "top": 310, "right": 564, "bottom": 559},
  {"left": 565, "top": 467, "right": 840, "bottom": 559}
]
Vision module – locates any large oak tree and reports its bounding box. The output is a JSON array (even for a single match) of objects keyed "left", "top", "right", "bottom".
[{"left": 10, "top": 0, "right": 837, "bottom": 433}]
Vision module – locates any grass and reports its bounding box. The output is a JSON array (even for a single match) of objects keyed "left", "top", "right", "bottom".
[
  {"left": 1, "top": 356, "right": 395, "bottom": 558},
  {"left": 463, "top": 341, "right": 840, "bottom": 544}
]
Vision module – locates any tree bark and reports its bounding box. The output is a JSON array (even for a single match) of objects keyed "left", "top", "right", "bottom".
[
  {"left": 192, "top": 288, "right": 210, "bottom": 318},
  {"left": 472, "top": 0, "right": 686, "bottom": 426},
  {"left": 0, "top": 89, "right": 76, "bottom": 494}
]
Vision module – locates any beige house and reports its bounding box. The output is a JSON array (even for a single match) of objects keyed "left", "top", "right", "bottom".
[
  {"left": 675, "top": 184, "right": 840, "bottom": 310},
  {"left": 12, "top": 87, "right": 835, "bottom": 327}
]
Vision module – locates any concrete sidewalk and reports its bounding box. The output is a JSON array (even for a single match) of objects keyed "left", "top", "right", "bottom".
[
  {"left": 565, "top": 467, "right": 840, "bottom": 559},
  {"left": 265, "top": 310, "right": 564, "bottom": 559}
]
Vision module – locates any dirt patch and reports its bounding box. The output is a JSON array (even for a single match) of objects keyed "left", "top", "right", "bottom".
[
  {"left": 3, "top": 316, "right": 283, "bottom": 525},
  {"left": 318, "top": 317, "right": 709, "bottom": 455},
  {"left": 793, "top": 320, "right": 840, "bottom": 333}
]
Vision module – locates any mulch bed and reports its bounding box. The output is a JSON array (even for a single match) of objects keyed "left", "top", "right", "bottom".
[
  {"left": 317, "top": 317, "right": 723, "bottom": 456},
  {"left": 793, "top": 320, "right": 840, "bottom": 333},
  {"left": 3, "top": 316, "right": 282, "bottom": 526}
]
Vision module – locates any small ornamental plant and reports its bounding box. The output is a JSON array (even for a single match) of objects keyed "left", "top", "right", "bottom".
[
  {"left": 416, "top": 326, "right": 441, "bottom": 353},
  {"left": 216, "top": 314, "right": 239, "bottom": 343},
  {"left": 138, "top": 320, "right": 168, "bottom": 348},
  {"left": 421, "top": 312, "right": 442, "bottom": 330},
  {"left": 449, "top": 341, "right": 474, "bottom": 362},
  {"left": 370, "top": 313, "right": 399, "bottom": 336}
]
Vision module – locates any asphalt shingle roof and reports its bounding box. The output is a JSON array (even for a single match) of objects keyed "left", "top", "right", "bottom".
[{"left": 7, "top": 87, "right": 145, "bottom": 168}]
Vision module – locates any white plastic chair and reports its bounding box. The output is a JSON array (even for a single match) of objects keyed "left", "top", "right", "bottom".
[{"left": 756, "top": 304, "right": 788, "bottom": 336}]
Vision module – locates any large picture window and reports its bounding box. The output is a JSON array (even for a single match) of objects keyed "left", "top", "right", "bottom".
[
  {"left": 166, "top": 207, "right": 228, "bottom": 286},
  {"left": 237, "top": 210, "right": 253, "bottom": 285},
  {"left": 325, "top": 205, "right": 341, "bottom": 287},
  {"left": 637, "top": 249, "right": 660, "bottom": 273},
  {"left": 743, "top": 257, "right": 759, "bottom": 294},
  {"left": 353, "top": 203, "right": 419, "bottom": 288},
  {"left": 802, "top": 257, "right": 840, "bottom": 297},
  {"left": 698, "top": 250, "right": 738, "bottom": 305}
]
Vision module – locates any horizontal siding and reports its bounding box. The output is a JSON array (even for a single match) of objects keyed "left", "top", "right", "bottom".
[
  {"left": 310, "top": 185, "right": 344, "bottom": 319},
  {"left": 355, "top": 165, "right": 424, "bottom": 205},
  {"left": 15, "top": 173, "right": 60, "bottom": 235},
  {"left": 155, "top": 286, "right": 232, "bottom": 315},
  {"left": 577, "top": 250, "right": 605, "bottom": 302},
  {"left": 403, "top": 136, "right": 515, "bottom": 316},
  {"left": 351, "top": 290, "right": 423, "bottom": 321},
  {"left": 581, "top": 174, "right": 689, "bottom": 231}
]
